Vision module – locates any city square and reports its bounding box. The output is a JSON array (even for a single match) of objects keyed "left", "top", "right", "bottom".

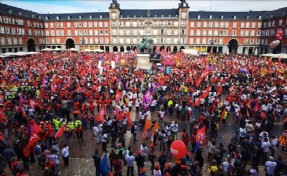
[{"left": 0, "top": 0, "right": 287, "bottom": 176}]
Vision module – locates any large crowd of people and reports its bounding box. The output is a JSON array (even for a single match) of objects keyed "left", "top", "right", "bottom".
[{"left": 0, "top": 50, "right": 287, "bottom": 176}]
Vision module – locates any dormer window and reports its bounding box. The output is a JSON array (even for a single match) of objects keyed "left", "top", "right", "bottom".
[
  {"left": 68, "top": 16, "right": 71, "bottom": 20},
  {"left": 127, "top": 15, "right": 129, "bottom": 18},
  {"left": 8, "top": 10, "right": 12, "bottom": 14},
  {"left": 197, "top": 15, "right": 200, "bottom": 19},
  {"left": 18, "top": 11, "right": 22, "bottom": 16},
  {"left": 45, "top": 16, "right": 49, "bottom": 20},
  {"left": 120, "top": 15, "right": 123, "bottom": 18},
  {"left": 100, "top": 15, "right": 102, "bottom": 19},
  {"left": 176, "top": 15, "right": 178, "bottom": 17},
  {"left": 258, "top": 16, "right": 261, "bottom": 20},
  {"left": 134, "top": 15, "right": 136, "bottom": 18},
  {"left": 233, "top": 16, "right": 236, "bottom": 20},
  {"left": 32, "top": 15, "right": 35, "bottom": 18},
  {"left": 169, "top": 15, "right": 171, "bottom": 17},
  {"left": 246, "top": 16, "right": 250, "bottom": 20},
  {"left": 155, "top": 15, "right": 157, "bottom": 17},
  {"left": 56, "top": 16, "right": 60, "bottom": 20},
  {"left": 220, "top": 15, "right": 224, "bottom": 20},
  {"left": 39, "top": 16, "right": 41, "bottom": 20},
  {"left": 89, "top": 15, "right": 93, "bottom": 19},
  {"left": 162, "top": 15, "right": 164, "bottom": 17},
  {"left": 79, "top": 16, "right": 82, "bottom": 19},
  {"left": 209, "top": 15, "right": 213, "bottom": 19}
]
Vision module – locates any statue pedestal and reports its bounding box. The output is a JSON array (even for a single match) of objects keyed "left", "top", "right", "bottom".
[{"left": 136, "top": 54, "right": 151, "bottom": 70}]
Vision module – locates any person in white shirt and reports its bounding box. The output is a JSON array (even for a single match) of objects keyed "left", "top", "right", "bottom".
[
  {"left": 265, "top": 157, "right": 277, "bottom": 176},
  {"left": 170, "top": 121, "right": 178, "bottom": 140},
  {"left": 93, "top": 124, "right": 100, "bottom": 144},
  {"left": 261, "top": 137, "right": 271, "bottom": 163},
  {"left": 126, "top": 152, "right": 135, "bottom": 176},
  {"left": 61, "top": 144, "right": 69, "bottom": 167},
  {"left": 102, "top": 133, "right": 108, "bottom": 152}
]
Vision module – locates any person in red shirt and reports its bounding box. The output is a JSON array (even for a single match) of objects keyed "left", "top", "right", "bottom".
[
  {"left": 75, "top": 124, "right": 84, "bottom": 143},
  {"left": 43, "top": 159, "right": 55, "bottom": 176},
  {"left": 113, "top": 155, "right": 123, "bottom": 176}
]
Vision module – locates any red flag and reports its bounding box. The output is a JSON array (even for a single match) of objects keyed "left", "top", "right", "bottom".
[
  {"left": 144, "top": 118, "right": 153, "bottom": 131},
  {"left": 217, "top": 86, "right": 223, "bottom": 96},
  {"left": 23, "top": 132, "right": 40, "bottom": 157},
  {"left": 202, "top": 86, "right": 210, "bottom": 99},
  {"left": 54, "top": 125, "right": 65, "bottom": 138},
  {"left": 195, "top": 77, "right": 202, "bottom": 88},
  {"left": 151, "top": 122, "right": 160, "bottom": 134},
  {"left": 33, "top": 122, "right": 42, "bottom": 133},
  {"left": 196, "top": 126, "right": 206, "bottom": 145},
  {"left": 220, "top": 107, "right": 226, "bottom": 121},
  {"left": 117, "top": 111, "right": 124, "bottom": 121},
  {"left": 194, "top": 95, "right": 201, "bottom": 107},
  {"left": 96, "top": 107, "right": 105, "bottom": 123},
  {"left": 125, "top": 111, "right": 133, "bottom": 128},
  {"left": 115, "top": 90, "right": 122, "bottom": 103},
  {"left": 29, "top": 100, "right": 36, "bottom": 110}
]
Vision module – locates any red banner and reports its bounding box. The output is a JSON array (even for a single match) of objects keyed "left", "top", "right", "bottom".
[
  {"left": 96, "top": 107, "right": 105, "bottom": 123},
  {"left": 23, "top": 132, "right": 41, "bottom": 156},
  {"left": 196, "top": 126, "right": 206, "bottom": 145},
  {"left": 54, "top": 125, "right": 65, "bottom": 138},
  {"left": 125, "top": 111, "right": 133, "bottom": 128},
  {"left": 115, "top": 90, "right": 122, "bottom": 103},
  {"left": 33, "top": 122, "right": 42, "bottom": 134}
]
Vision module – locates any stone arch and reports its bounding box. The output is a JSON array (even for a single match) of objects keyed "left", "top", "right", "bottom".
[
  {"left": 27, "top": 38, "right": 36, "bottom": 52},
  {"left": 228, "top": 39, "right": 239, "bottom": 53},
  {"left": 65, "top": 38, "right": 75, "bottom": 49},
  {"left": 113, "top": 46, "right": 118, "bottom": 52}
]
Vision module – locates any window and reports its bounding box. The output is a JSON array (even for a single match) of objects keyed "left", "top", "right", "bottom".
[
  {"left": 89, "top": 22, "right": 93, "bottom": 27},
  {"left": 45, "top": 31, "right": 50, "bottom": 36},
  {"left": 256, "top": 38, "right": 260, "bottom": 44},
  {"left": 89, "top": 37, "right": 93, "bottom": 43},
  {"left": 258, "top": 16, "right": 261, "bottom": 20},
  {"left": 241, "top": 22, "right": 245, "bottom": 28},
  {"left": 189, "top": 38, "right": 194, "bottom": 44},
  {"left": 51, "top": 38, "right": 55, "bottom": 44},
  {"left": 133, "top": 22, "right": 137, "bottom": 27},
  {"left": 220, "top": 15, "right": 224, "bottom": 20},
  {"left": 256, "top": 30, "right": 261, "bottom": 36},
  {"left": 203, "top": 21, "right": 207, "bottom": 27},
  {"left": 133, "top": 30, "right": 137, "bottom": 35},
  {"left": 209, "top": 22, "right": 213, "bottom": 28},
  {"left": 74, "top": 22, "right": 78, "bottom": 28},
  {"left": 196, "top": 30, "right": 201, "bottom": 36},
  {"left": 100, "top": 30, "right": 103, "bottom": 35},
  {"left": 168, "top": 21, "right": 172, "bottom": 26},
  {"left": 220, "top": 30, "right": 224, "bottom": 36},
  {"left": 232, "top": 30, "right": 236, "bottom": 36},
  {"left": 55, "top": 22, "right": 59, "bottom": 28},
  {"left": 181, "top": 21, "right": 186, "bottom": 27},
  {"left": 140, "top": 29, "right": 144, "bottom": 35},
  {"left": 105, "top": 30, "right": 108, "bottom": 35},
  {"left": 244, "top": 38, "right": 248, "bottom": 44},
  {"left": 197, "top": 21, "right": 201, "bottom": 27},
  {"left": 67, "top": 30, "right": 71, "bottom": 36},
  {"left": 250, "top": 30, "right": 255, "bottom": 36},
  {"left": 220, "top": 22, "right": 224, "bottom": 28},
  {"left": 182, "top": 12, "right": 187, "bottom": 18},
  {"left": 99, "top": 22, "right": 103, "bottom": 27},
  {"left": 174, "top": 21, "right": 178, "bottom": 27},
  {"left": 272, "top": 21, "right": 275, "bottom": 27},
  {"left": 258, "top": 22, "right": 262, "bottom": 28},
  {"left": 182, "top": 29, "right": 185, "bottom": 35},
  {"left": 174, "top": 38, "right": 178, "bottom": 44},
  {"left": 190, "top": 29, "right": 194, "bottom": 36},
  {"left": 68, "top": 16, "right": 71, "bottom": 20},
  {"left": 50, "top": 22, "right": 54, "bottom": 28},
  {"left": 94, "top": 22, "right": 97, "bottom": 27},
  {"left": 100, "top": 15, "right": 102, "bottom": 19},
  {"left": 67, "top": 22, "right": 71, "bottom": 28},
  {"left": 225, "top": 22, "right": 229, "bottom": 28},
  {"left": 120, "top": 38, "right": 124, "bottom": 44},
  {"left": 94, "top": 37, "right": 98, "bottom": 43},
  {"left": 279, "top": 19, "right": 283, "bottom": 26},
  {"left": 209, "top": 15, "right": 213, "bottom": 19},
  {"left": 60, "top": 30, "right": 64, "bottom": 36},
  {"left": 202, "top": 38, "right": 207, "bottom": 44},
  {"left": 84, "top": 29, "right": 88, "bottom": 35},
  {"left": 246, "top": 22, "right": 250, "bottom": 28},
  {"left": 104, "top": 22, "right": 108, "bottom": 27},
  {"left": 196, "top": 38, "right": 200, "bottom": 44},
  {"left": 125, "top": 21, "right": 130, "bottom": 27},
  {"left": 79, "top": 29, "right": 82, "bottom": 35},
  {"left": 214, "top": 22, "right": 219, "bottom": 28},
  {"left": 246, "top": 16, "right": 249, "bottom": 20},
  {"left": 219, "top": 38, "right": 223, "bottom": 44},
  {"left": 202, "top": 30, "right": 207, "bottom": 36},
  {"left": 251, "top": 22, "right": 256, "bottom": 28},
  {"left": 167, "top": 38, "right": 171, "bottom": 44},
  {"left": 245, "top": 30, "right": 249, "bottom": 36},
  {"left": 208, "top": 30, "right": 212, "bottom": 36},
  {"left": 214, "top": 30, "right": 218, "bottom": 36},
  {"left": 112, "top": 13, "right": 116, "bottom": 19},
  {"left": 233, "top": 22, "right": 237, "bottom": 28},
  {"left": 126, "top": 38, "right": 130, "bottom": 44},
  {"left": 174, "top": 29, "right": 178, "bottom": 35},
  {"left": 197, "top": 15, "right": 200, "bottom": 19},
  {"left": 190, "top": 22, "right": 194, "bottom": 27},
  {"left": 56, "top": 16, "right": 60, "bottom": 20},
  {"left": 79, "top": 16, "right": 82, "bottom": 19},
  {"left": 83, "top": 22, "right": 87, "bottom": 27},
  {"left": 133, "top": 38, "right": 137, "bottom": 44},
  {"left": 56, "top": 38, "right": 60, "bottom": 44}
]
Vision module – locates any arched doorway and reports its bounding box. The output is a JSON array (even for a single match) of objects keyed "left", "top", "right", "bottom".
[
  {"left": 228, "top": 39, "right": 239, "bottom": 53},
  {"left": 127, "top": 46, "right": 131, "bottom": 51},
  {"left": 180, "top": 46, "right": 185, "bottom": 51},
  {"left": 166, "top": 46, "right": 171, "bottom": 52},
  {"left": 113, "top": 46, "right": 118, "bottom": 52},
  {"left": 65, "top": 38, "right": 75, "bottom": 49},
  {"left": 160, "top": 46, "right": 165, "bottom": 51},
  {"left": 27, "top": 38, "right": 36, "bottom": 52},
  {"left": 173, "top": 46, "right": 178, "bottom": 53},
  {"left": 120, "top": 46, "right": 124, "bottom": 52},
  {"left": 133, "top": 46, "right": 137, "bottom": 51}
]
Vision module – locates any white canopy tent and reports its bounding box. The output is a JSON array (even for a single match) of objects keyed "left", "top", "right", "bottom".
[
  {"left": 14, "top": 51, "right": 29, "bottom": 56},
  {"left": 181, "top": 49, "right": 199, "bottom": 56},
  {"left": 261, "top": 53, "right": 287, "bottom": 59},
  {"left": 67, "top": 48, "right": 78, "bottom": 52},
  {"left": 3, "top": 52, "right": 16, "bottom": 57},
  {"left": 51, "top": 48, "right": 62, "bottom": 51},
  {"left": 41, "top": 48, "right": 51, "bottom": 51},
  {"left": 94, "top": 49, "right": 105, "bottom": 53}
]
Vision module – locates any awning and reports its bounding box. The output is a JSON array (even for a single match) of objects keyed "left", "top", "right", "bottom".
[
  {"left": 181, "top": 49, "right": 199, "bottom": 56},
  {"left": 41, "top": 48, "right": 51, "bottom": 51},
  {"left": 261, "top": 53, "right": 287, "bottom": 59}
]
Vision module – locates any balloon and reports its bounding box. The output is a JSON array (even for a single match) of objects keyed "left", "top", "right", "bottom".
[
  {"left": 269, "top": 40, "right": 280, "bottom": 49},
  {"left": 170, "top": 140, "right": 187, "bottom": 159}
]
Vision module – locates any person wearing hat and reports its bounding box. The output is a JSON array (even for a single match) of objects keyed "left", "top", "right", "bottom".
[
  {"left": 135, "top": 150, "right": 145, "bottom": 176},
  {"left": 153, "top": 163, "right": 162, "bottom": 176},
  {"left": 140, "top": 167, "right": 147, "bottom": 176}
]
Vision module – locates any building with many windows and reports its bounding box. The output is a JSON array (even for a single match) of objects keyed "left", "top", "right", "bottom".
[{"left": 0, "top": 0, "right": 286, "bottom": 54}]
